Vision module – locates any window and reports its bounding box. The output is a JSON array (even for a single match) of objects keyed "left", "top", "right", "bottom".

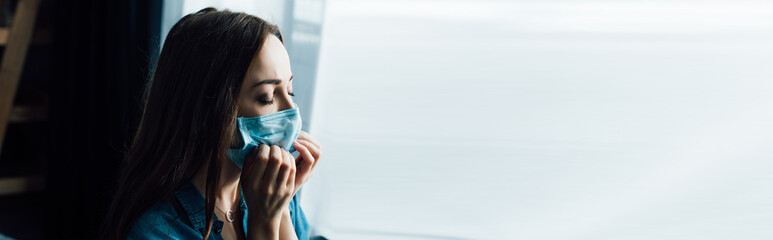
[{"left": 306, "top": 0, "right": 773, "bottom": 239}]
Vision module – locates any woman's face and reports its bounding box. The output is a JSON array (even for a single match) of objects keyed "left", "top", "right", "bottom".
[{"left": 237, "top": 34, "right": 295, "bottom": 118}]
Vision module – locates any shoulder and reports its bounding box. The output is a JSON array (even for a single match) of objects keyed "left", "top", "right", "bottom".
[{"left": 128, "top": 196, "right": 201, "bottom": 240}]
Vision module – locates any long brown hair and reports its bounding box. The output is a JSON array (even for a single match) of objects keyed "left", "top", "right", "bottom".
[{"left": 100, "top": 8, "right": 282, "bottom": 239}]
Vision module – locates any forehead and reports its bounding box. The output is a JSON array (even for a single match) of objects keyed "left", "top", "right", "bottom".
[{"left": 246, "top": 34, "right": 292, "bottom": 81}]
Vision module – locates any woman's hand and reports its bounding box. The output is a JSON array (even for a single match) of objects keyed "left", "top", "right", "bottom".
[
  {"left": 291, "top": 131, "right": 322, "bottom": 196},
  {"left": 241, "top": 144, "right": 296, "bottom": 229}
]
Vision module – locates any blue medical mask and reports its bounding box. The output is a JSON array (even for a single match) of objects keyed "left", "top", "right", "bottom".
[{"left": 227, "top": 105, "right": 303, "bottom": 168}]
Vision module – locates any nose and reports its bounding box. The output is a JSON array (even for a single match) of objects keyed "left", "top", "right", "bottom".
[{"left": 278, "top": 91, "right": 295, "bottom": 111}]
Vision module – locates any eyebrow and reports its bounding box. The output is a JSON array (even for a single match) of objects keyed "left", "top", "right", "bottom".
[{"left": 252, "top": 75, "right": 293, "bottom": 89}]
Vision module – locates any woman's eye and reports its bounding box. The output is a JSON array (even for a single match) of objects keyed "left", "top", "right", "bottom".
[
  {"left": 256, "top": 94, "right": 274, "bottom": 105},
  {"left": 289, "top": 92, "right": 295, "bottom": 97}
]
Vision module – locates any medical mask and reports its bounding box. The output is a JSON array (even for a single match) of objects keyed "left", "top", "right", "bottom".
[{"left": 227, "top": 105, "right": 302, "bottom": 168}]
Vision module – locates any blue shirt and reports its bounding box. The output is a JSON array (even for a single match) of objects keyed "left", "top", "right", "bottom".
[{"left": 128, "top": 181, "right": 310, "bottom": 240}]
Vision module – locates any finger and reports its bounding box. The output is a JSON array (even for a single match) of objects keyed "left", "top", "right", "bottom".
[
  {"left": 283, "top": 149, "right": 297, "bottom": 169},
  {"left": 254, "top": 144, "right": 271, "bottom": 179},
  {"left": 263, "top": 145, "right": 283, "bottom": 186},
  {"left": 243, "top": 144, "right": 270, "bottom": 180},
  {"left": 283, "top": 150, "right": 296, "bottom": 189},
  {"left": 297, "top": 131, "right": 322, "bottom": 151},
  {"left": 287, "top": 166, "right": 296, "bottom": 191},
  {"left": 296, "top": 131, "right": 321, "bottom": 151},
  {"left": 276, "top": 158, "right": 290, "bottom": 189},
  {"left": 297, "top": 139, "right": 320, "bottom": 158},
  {"left": 297, "top": 139, "right": 321, "bottom": 168},
  {"left": 293, "top": 141, "right": 315, "bottom": 175},
  {"left": 276, "top": 150, "right": 294, "bottom": 184}
]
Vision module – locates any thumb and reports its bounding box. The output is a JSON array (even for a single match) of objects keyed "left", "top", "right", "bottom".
[
  {"left": 240, "top": 146, "right": 260, "bottom": 179},
  {"left": 293, "top": 141, "right": 315, "bottom": 174}
]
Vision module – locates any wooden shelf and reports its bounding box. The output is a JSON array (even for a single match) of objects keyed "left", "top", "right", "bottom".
[
  {"left": 0, "top": 174, "right": 44, "bottom": 196},
  {"left": 8, "top": 104, "right": 47, "bottom": 123},
  {"left": 0, "top": 27, "right": 51, "bottom": 45}
]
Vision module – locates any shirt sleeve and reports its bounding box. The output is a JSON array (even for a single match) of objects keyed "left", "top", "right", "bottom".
[
  {"left": 289, "top": 193, "right": 311, "bottom": 240},
  {"left": 128, "top": 199, "right": 202, "bottom": 240}
]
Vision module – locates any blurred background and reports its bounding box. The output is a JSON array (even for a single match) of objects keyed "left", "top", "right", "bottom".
[{"left": 0, "top": 0, "right": 772, "bottom": 239}]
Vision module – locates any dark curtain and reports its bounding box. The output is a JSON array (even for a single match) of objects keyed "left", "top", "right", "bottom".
[{"left": 48, "top": 0, "right": 161, "bottom": 238}]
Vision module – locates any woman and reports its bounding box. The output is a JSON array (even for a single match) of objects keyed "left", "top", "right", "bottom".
[{"left": 100, "top": 8, "right": 322, "bottom": 240}]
